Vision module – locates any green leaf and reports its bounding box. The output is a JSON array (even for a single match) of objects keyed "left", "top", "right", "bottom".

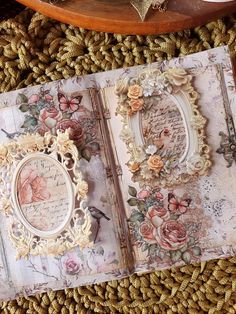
[
  {"left": 128, "top": 186, "right": 137, "bottom": 197},
  {"left": 90, "top": 142, "right": 100, "bottom": 152},
  {"left": 127, "top": 198, "right": 139, "bottom": 206},
  {"left": 129, "top": 211, "right": 145, "bottom": 223},
  {"left": 187, "top": 236, "right": 195, "bottom": 247},
  {"left": 170, "top": 250, "right": 182, "bottom": 263},
  {"left": 29, "top": 105, "right": 39, "bottom": 116},
  {"left": 141, "top": 243, "right": 149, "bottom": 252},
  {"left": 17, "top": 93, "right": 28, "bottom": 104},
  {"left": 158, "top": 250, "right": 165, "bottom": 260},
  {"left": 180, "top": 244, "right": 188, "bottom": 253},
  {"left": 21, "top": 116, "right": 38, "bottom": 129},
  {"left": 169, "top": 214, "right": 179, "bottom": 221},
  {"left": 182, "top": 251, "right": 191, "bottom": 264},
  {"left": 137, "top": 200, "right": 146, "bottom": 212},
  {"left": 19, "top": 103, "right": 30, "bottom": 112},
  {"left": 62, "top": 112, "right": 73, "bottom": 119},
  {"left": 148, "top": 244, "right": 159, "bottom": 257},
  {"left": 81, "top": 148, "right": 91, "bottom": 162},
  {"left": 192, "top": 246, "right": 201, "bottom": 256}
]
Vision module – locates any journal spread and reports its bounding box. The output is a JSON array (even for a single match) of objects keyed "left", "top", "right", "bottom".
[{"left": 0, "top": 46, "right": 235, "bottom": 300}]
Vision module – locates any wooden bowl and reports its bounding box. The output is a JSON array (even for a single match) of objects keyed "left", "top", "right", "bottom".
[{"left": 16, "top": 0, "right": 236, "bottom": 35}]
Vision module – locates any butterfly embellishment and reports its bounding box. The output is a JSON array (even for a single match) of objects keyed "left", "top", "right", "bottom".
[
  {"left": 58, "top": 93, "right": 82, "bottom": 112},
  {"left": 168, "top": 193, "right": 191, "bottom": 214}
]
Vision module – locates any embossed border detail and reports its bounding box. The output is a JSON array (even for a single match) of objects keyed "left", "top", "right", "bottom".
[
  {"left": 0, "top": 130, "right": 92, "bottom": 259},
  {"left": 116, "top": 68, "right": 211, "bottom": 188}
]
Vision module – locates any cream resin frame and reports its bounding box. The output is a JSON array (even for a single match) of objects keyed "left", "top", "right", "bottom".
[
  {"left": 116, "top": 68, "right": 211, "bottom": 188},
  {"left": 0, "top": 130, "right": 92, "bottom": 259}
]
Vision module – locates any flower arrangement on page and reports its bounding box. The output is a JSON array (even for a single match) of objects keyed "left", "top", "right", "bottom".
[{"left": 0, "top": 46, "right": 235, "bottom": 301}]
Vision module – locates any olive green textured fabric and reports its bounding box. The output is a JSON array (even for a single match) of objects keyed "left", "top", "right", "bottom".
[{"left": 1, "top": 9, "right": 236, "bottom": 314}]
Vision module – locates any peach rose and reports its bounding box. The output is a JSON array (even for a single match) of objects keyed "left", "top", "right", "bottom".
[
  {"left": 156, "top": 220, "right": 188, "bottom": 251},
  {"left": 147, "top": 155, "right": 164, "bottom": 174},
  {"left": 128, "top": 162, "right": 140, "bottom": 173},
  {"left": 147, "top": 205, "right": 170, "bottom": 227},
  {"left": 129, "top": 98, "right": 144, "bottom": 112},
  {"left": 127, "top": 84, "right": 143, "bottom": 99},
  {"left": 139, "top": 221, "right": 156, "bottom": 244}
]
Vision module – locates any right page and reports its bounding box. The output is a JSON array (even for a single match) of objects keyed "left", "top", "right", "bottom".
[{"left": 101, "top": 47, "right": 236, "bottom": 272}]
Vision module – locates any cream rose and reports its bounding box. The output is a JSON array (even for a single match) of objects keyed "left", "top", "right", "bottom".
[
  {"left": 186, "top": 153, "right": 205, "bottom": 175},
  {"left": 165, "top": 68, "right": 191, "bottom": 86},
  {"left": 0, "top": 146, "right": 7, "bottom": 163},
  {"left": 129, "top": 98, "right": 144, "bottom": 112},
  {"left": 147, "top": 154, "right": 164, "bottom": 174},
  {"left": 127, "top": 84, "right": 143, "bottom": 99}
]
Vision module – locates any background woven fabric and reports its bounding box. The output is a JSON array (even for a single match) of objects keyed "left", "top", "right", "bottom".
[{"left": 0, "top": 7, "right": 236, "bottom": 314}]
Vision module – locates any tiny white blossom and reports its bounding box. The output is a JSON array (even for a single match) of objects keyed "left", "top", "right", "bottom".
[{"left": 145, "top": 145, "right": 157, "bottom": 155}]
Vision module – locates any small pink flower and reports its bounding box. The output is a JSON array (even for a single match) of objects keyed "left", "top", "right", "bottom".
[
  {"left": 64, "top": 256, "right": 81, "bottom": 275},
  {"left": 156, "top": 220, "right": 188, "bottom": 251},
  {"left": 44, "top": 94, "right": 53, "bottom": 102},
  {"left": 137, "top": 189, "right": 150, "bottom": 200},
  {"left": 139, "top": 221, "right": 156, "bottom": 244},
  {"left": 28, "top": 94, "right": 39, "bottom": 104},
  {"left": 156, "top": 192, "right": 164, "bottom": 200}
]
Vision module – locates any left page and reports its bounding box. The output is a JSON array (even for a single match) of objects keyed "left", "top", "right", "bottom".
[{"left": 0, "top": 76, "right": 130, "bottom": 300}]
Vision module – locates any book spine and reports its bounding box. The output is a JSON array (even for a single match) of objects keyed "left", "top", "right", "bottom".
[{"left": 89, "top": 88, "right": 135, "bottom": 274}]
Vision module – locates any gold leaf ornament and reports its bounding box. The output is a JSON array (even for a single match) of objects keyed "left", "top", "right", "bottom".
[{"left": 130, "top": 0, "right": 168, "bottom": 21}]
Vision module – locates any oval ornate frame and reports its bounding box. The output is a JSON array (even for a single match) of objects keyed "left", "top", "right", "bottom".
[
  {"left": 116, "top": 68, "right": 212, "bottom": 188},
  {"left": 0, "top": 130, "right": 92, "bottom": 259},
  {"left": 12, "top": 153, "right": 75, "bottom": 239}
]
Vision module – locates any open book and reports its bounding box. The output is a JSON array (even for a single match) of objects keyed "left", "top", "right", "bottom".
[{"left": 0, "top": 46, "right": 235, "bottom": 300}]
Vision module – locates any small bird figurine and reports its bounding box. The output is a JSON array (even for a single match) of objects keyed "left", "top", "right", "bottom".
[
  {"left": 87, "top": 206, "right": 110, "bottom": 243},
  {"left": 1, "top": 128, "right": 21, "bottom": 139},
  {"left": 88, "top": 206, "right": 110, "bottom": 221}
]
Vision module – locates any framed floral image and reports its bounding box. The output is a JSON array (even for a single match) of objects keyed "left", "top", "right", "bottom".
[
  {"left": 116, "top": 68, "right": 212, "bottom": 188},
  {"left": 0, "top": 130, "right": 92, "bottom": 259}
]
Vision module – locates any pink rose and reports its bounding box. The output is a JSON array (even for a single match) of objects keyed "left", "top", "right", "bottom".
[
  {"left": 137, "top": 189, "right": 150, "bottom": 200},
  {"left": 139, "top": 221, "right": 156, "bottom": 244},
  {"left": 156, "top": 192, "right": 164, "bottom": 200},
  {"left": 28, "top": 94, "right": 39, "bottom": 104},
  {"left": 156, "top": 220, "right": 188, "bottom": 251},
  {"left": 147, "top": 205, "right": 170, "bottom": 227},
  {"left": 64, "top": 256, "right": 81, "bottom": 275},
  {"left": 56, "top": 119, "right": 84, "bottom": 146},
  {"left": 39, "top": 107, "right": 62, "bottom": 130}
]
